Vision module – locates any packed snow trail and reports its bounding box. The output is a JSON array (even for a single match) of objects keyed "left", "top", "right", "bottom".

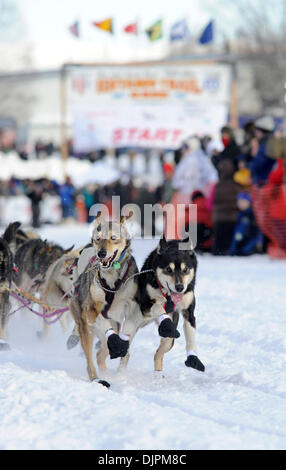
[{"left": 0, "top": 225, "right": 285, "bottom": 450}]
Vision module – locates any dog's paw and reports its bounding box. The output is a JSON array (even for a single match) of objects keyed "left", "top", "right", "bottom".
[
  {"left": 0, "top": 341, "right": 10, "bottom": 351},
  {"left": 107, "top": 334, "right": 129, "bottom": 359},
  {"left": 92, "top": 378, "right": 111, "bottom": 388},
  {"left": 66, "top": 334, "right": 80, "bottom": 350},
  {"left": 185, "top": 354, "right": 205, "bottom": 372},
  {"left": 158, "top": 318, "right": 180, "bottom": 339}
]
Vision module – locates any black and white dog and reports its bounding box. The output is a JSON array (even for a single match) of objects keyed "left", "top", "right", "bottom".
[{"left": 121, "top": 236, "right": 205, "bottom": 373}]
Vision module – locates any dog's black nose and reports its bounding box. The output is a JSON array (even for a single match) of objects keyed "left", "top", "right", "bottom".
[
  {"left": 98, "top": 249, "right": 107, "bottom": 259},
  {"left": 175, "top": 283, "right": 184, "bottom": 293}
]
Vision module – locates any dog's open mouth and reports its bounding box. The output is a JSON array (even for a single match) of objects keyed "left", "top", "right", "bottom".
[
  {"left": 167, "top": 284, "right": 184, "bottom": 304},
  {"left": 170, "top": 292, "right": 184, "bottom": 304},
  {"left": 98, "top": 251, "right": 118, "bottom": 269}
]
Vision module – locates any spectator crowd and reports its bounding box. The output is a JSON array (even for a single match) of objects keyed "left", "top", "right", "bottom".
[
  {"left": 171, "top": 117, "right": 286, "bottom": 258},
  {"left": 1, "top": 115, "right": 286, "bottom": 259}
]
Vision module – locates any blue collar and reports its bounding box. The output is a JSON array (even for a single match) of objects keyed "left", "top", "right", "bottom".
[
  {"left": 113, "top": 246, "right": 128, "bottom": 270},
  {"left": 117, "top": 247, "right": 128, "bottom": 264}
]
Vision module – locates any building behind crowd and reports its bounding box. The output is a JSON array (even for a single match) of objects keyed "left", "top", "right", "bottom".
[{"left": 0, "top": 53, "right": 281, "bottom": 152}]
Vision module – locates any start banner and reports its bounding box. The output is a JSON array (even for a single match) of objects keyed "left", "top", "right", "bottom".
[
  {"left": 72, "top": 102, "right": 228, "bottom": 150},
  {"left": 67, "top": 63, "right": 232, "bottom": 150}
]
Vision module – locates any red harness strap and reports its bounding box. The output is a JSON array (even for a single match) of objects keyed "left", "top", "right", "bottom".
[
  {"left": 156, "top": 278, "right": 167, "bottom": 298},
  {"left": 156, "top": 278, "right": 175, "bottom": 314}
]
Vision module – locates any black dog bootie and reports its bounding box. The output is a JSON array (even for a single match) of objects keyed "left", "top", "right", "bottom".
[
  {"left": 158, "top": 317, "right": 180, "bottom": 339},
  {"left": 107, "top": 333, "right": 129, "bottom": 359},
  {"left": 185, "top": 354, "right": 205, "bottom": 372}
]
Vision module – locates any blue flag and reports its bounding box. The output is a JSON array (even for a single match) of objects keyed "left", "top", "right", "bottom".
[
  {"left": 169, "top": 19, "right": 189, "bottom": 41},
  {"left": 199, "top": 20, "right": 213, "bottom": 44}
]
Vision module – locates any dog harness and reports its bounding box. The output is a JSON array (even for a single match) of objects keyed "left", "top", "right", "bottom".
[
  {"left": 156, "top": 278, "right": 175, "bottom": 314},
  {"left": 98, "top": 261, "right": 130, "bottom": 319}
]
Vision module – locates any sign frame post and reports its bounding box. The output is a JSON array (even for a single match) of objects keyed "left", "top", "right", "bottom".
[{"left": 60, "top": 64, "right": 68, "bottom": 178}]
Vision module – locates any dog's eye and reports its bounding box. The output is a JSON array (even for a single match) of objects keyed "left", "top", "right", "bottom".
[
  {"left": 111, "top": 235, "right": 117, "bottom": 241},
  {"left": 166, "top": 266, "right": 173, "bottom": 274},
  {"left": 182, "top": 267, "right": 189, "bottom": 274}
]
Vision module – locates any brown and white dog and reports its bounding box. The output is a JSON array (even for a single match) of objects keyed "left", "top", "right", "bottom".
[{"left": 68, "top": 212, "right": 139, "bottom": 387}]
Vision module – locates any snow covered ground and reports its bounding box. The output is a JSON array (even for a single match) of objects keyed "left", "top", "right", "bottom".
[{"left": 0, "top": 224, "right": 286, "bottom": 450}]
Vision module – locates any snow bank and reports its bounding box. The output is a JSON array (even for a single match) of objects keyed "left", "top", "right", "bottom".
[
  {"left": 0, "top": 152, "right": 120, "bottom": 187},
  {"left": 0, "top": 151, "right": 164, "bottom": 187},
  {"left": 0, "top": 227, "right": 285, "bottom": 450}
]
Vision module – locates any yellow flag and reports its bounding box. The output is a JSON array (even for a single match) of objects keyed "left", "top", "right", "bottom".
[{"left": 92, "top": 18, "right": 113, "bottom": 34}]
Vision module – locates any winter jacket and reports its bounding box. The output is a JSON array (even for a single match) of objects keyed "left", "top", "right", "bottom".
[
  {"left": 266, "top": 137, "right": 286, "bottom": 183},
  {"left": 58, "top": 183, "right": 75, "bottom": 208},
  {"left": 188, "top": 192, "right": 213, "bottom": 228},
  {"left": 211, "top": 141, "right": 240, "bottom": 170},
  {"left": 229, "top": 207, "right": 263, "bottom": 256},
  {"left": 212, "top": 160, "right": 242, "bottom": 223},
  {"left": 172, "top": 149, "right": 218, "bottom": 196},
  {"left": 268, "top": 158, "right": 284, "bottom": 185},
  {"left": 250, "top": 137, "right": 276, "bottom": 184},
  {"left": 188, "top": 192, "right": 213, "bottom": 250}
]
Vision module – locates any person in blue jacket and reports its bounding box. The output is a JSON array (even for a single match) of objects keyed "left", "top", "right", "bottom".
[
  {"left": 250, "top": 116, "right": 276, "bottom": 184},
  {"left": 229, "top": 192, "right": 263, "bottom": 256},
  {"left": 58, "top": 177, "right": 76, "bottom": 219}
]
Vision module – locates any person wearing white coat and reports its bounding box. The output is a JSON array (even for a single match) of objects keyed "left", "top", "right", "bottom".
[
  {"left": 167, "top": 136, "right": 218, "bottom": 239},
  {"left": 172, "top": 136, "right": 218, "bottom": 199}
]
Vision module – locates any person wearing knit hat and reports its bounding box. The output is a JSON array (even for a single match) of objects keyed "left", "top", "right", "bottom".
[
  {"left": 254, "top": 116, "right": 275, "bottom": 133},
  {"left": 211, "top": 125, "right": 241, "bottom": 171},
  {"left": 250, "top": 116, "right": 276, "bottom": 184},
  {"left": 237, "top": 191, "right": 251, "bottom": 204}
]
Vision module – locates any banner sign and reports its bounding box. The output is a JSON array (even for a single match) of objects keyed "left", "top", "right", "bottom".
[
  {"left": 67, "top": 63, "right": 231, "bottom": 150},
  {"left": 73, "top": 102, "right": 228, "bottom": 150}
]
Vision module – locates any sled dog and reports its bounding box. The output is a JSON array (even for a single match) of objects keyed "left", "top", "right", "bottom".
[
  {"left": 120, "top": 236, "right": 205, "bottom": 373},
  {"left": 37, "top": 249, "right": 81, "bottom": 339},
  {"left": 68, "top": 211, "right": 139, "bottom": 387},
  {"left": 0, "top": 223, "right": 20, "bottom": 350},
  {"left": 14, "top": 238, "right": 73, "bottom": 292}
]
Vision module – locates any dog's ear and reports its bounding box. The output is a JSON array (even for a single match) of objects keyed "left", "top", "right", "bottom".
[
  {"left": 157, "top": 234, "right": 168, "bottom": 254},
  {"left": 72, "top": 247, "right": 83, "bottom": 257},
  {"left": 93, "top": 211, "right": 105, "bottom": 233},
  {"left": 180, "top": 235, "right": 195, "bottom": 253},
  {"left": 93, "top": 211, "right": 104, "bottom": 224},
  {"left": 63, "top": 244, "right": 74, "bottom": 254},
  {"left": 120, "top": 210, "right": 133, "bottom": 225}
]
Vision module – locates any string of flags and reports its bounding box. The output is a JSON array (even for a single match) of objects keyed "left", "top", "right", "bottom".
[{"left": 68, "top": 18, "right": 214, "bottom": 44}]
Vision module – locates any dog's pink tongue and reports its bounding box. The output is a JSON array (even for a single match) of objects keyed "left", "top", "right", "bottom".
[{"left": 171, "top": 292, "right": 183, "bottom": 304}]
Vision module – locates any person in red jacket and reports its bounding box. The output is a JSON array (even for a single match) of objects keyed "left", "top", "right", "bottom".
[{"left": 185, "top": 190, "right": 213, "bottom": 253}]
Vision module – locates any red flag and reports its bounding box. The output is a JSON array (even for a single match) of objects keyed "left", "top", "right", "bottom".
[{"left": 123, "top": 22, "right": 138, "bottom": 34}]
